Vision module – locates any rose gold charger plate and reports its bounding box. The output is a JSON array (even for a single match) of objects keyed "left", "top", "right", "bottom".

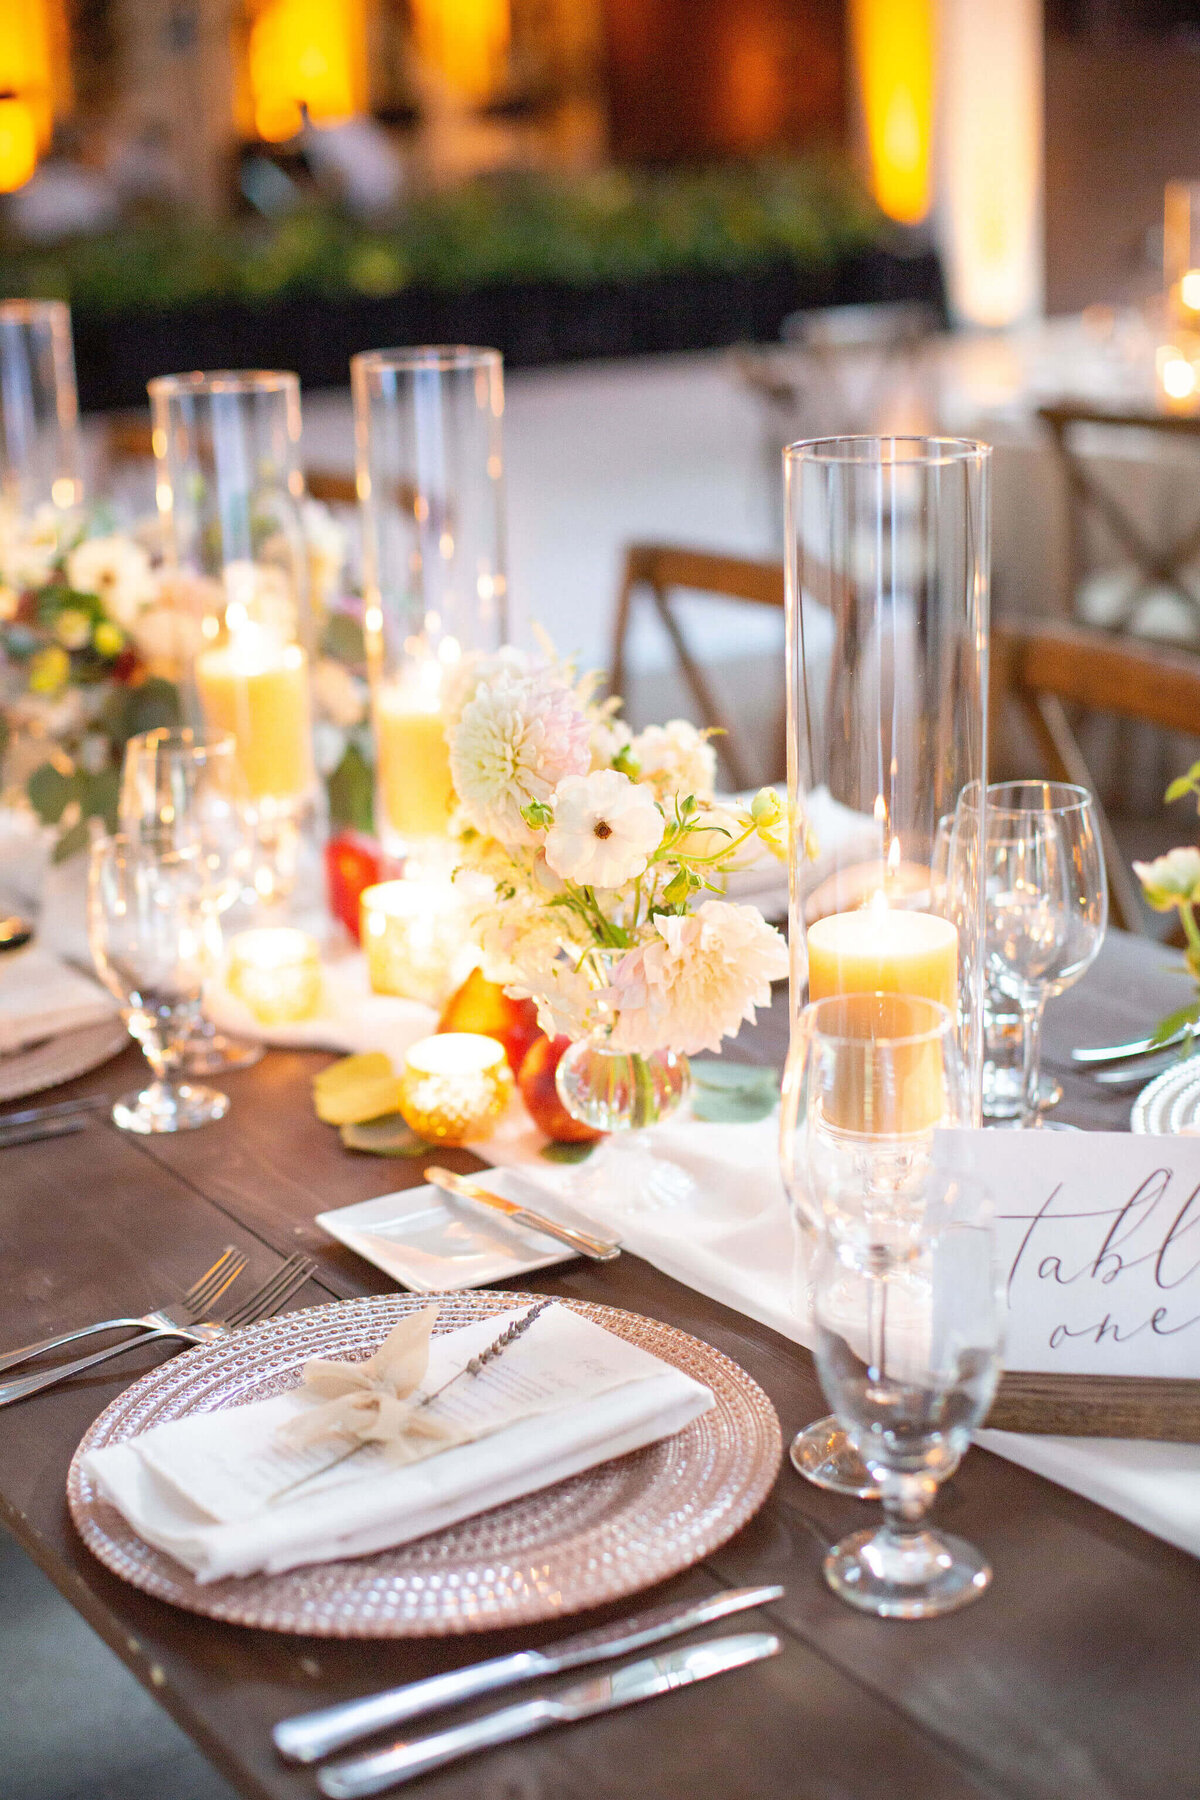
[{"left": 68, "top": 1290, "right": 782, "bottom": 1637}]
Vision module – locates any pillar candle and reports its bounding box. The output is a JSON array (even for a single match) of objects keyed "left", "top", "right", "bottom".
[
  {"left": 807, "top": 907, "right": 957, "bottom": 1009},
  {"left": 374, "top": 682, "right": 456, "bottom": 842},
  {"left": 195, "top": 631, "right": 314, "bottom": 802}
]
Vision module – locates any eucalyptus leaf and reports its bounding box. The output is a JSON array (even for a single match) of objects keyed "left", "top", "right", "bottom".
[
  {"left": 339, "top": 1114, "right": 430, "bottom": 1157},
  {"left": 119, "top": 675, "right": 181, "bottom": 741},
  {"left": 540, "top": 1139, "right": 598, "bottom": 1164},
  {"left": 689, "top": 1057, "right": 779, "bottom": 1125},
  {"left": 53, "top": 817, "right": 90, "bottom": 864},
  {"left": 27, "top": 761, "right": 79, "bottom": 825},
  {"left": 327, "top": 739, "right": 374, "bottom": 832}
]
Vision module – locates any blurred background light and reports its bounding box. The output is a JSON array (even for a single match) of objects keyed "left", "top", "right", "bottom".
[{"left": 850, "top": 0, "right": 934, "bottom": 227}]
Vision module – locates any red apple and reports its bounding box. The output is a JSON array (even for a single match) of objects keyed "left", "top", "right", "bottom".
[
  {"left": 437, "top": 967, "right": 541, "bottom": 1076},
  {"left": 518, "top": 1034, "right": 605, "bottom": 1144}
]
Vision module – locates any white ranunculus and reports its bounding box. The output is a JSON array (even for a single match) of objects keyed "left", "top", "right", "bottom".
[
  {"left": 608, "top": 899, "right": 788, "bottom": 1055},
  {"left": 631, "top": 719, "right": 717, "bottom": 802},
  {"left": 544, "top": 769, "right": 664, "bottom": 888},
  {"left": 1133, "top": 846, "right": 1200, "bottom": 911},
  {"left": 67, "top": 535, "right": 157, "bottom": 629}
]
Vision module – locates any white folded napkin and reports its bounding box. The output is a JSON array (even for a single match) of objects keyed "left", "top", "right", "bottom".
[
  {"left": 204, "top": 951, "right": 437, "bottom": 1060},
  {"left": 0, "top": 947, "right": 120, "bottom": 1057},
  {"left": 82, "top": 1302, "right": 714, "bottom": 1583}
]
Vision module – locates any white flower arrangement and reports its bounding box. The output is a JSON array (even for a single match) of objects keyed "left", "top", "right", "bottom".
[{"left": 448, "top": 647, "right": 794, "bottom": 1056}]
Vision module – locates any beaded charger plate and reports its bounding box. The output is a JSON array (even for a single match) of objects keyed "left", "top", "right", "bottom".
[{"left": 67, "top": 1291, "right": 782, "bottom": 1637}]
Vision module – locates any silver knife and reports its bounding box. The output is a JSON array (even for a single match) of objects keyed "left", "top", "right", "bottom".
[
  {"left": 1071, "top": 1025, "right": 1194, "bottom": 1065},
  {"left": 274, "top": 1584, "right": 782, "bottom": 1764},
  {"left": 424, "top": 1165, "right": 621, "bottom": 1263},
  {"left": 316, "top": 1632, "right": 781, "bottom": 1797},
  {"left": 0, "top": 1116, "right": 89, "bottom": 1150}
]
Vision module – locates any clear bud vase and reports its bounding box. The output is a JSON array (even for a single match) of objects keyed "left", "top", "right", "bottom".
[{"left": 551, "top": 951, "right": 694, "bottom": 1213}]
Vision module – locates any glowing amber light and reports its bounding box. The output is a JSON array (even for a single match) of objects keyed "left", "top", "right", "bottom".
[
  {"left": 227, "top": 927, "right": 322, "bottom": 1025},
  {"left": 0, "top": 98, "right": 36, "bottom": 193},
  {"left": 247, "top": 0, "right": 367, "bottom": 142},
  {"left": 0, "top": 0, "right": 70, "bottom": 191},
  {"left": 850, "top": 0, "right": 934, "bottom": 226},
  {"left": 1181, "top": 270, "right": 1200, "bottom": 315},
  {"left": 410, "top": 0, "right": 510, "bottom": 104},
  {"left": 399, "top": 1033, "right": 513, "bottom": 1144}
]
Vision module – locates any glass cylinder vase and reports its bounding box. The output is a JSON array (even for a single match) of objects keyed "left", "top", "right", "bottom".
[
  {"left": 352, "top": 346, "right": 507, "bottom": 867},
  {"left": 149, "top": 370, "right": 317, "bottom": 832},
  {"left": 783, "top": 435, "right": 991, "bottom": 1116},
  {"left": 0, "top": 298, "right": 82, "bottom": 515}
]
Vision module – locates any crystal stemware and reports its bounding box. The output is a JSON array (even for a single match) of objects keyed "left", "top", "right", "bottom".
[
  {"left": 87, "top": 833, "right": 230, "bottom": 1133},
  {"left": 779, "top": 992, "right": 967, "bottom": 1499},
  {"left": 814, "top": 1174, "right": 1002, "bottom": 1619},
  {"left": 119, "top": 727, "right": 263, "bottom": 1074}
]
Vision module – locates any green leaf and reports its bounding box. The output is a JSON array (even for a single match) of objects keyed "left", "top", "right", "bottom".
[
  {"left": 118, "top": 676, "right": 181, "bottom": 741},
  {"left": 339, "top": 1114, "right": 430, "bottom": 1157},
  {"left": 326, "top": 739, "right": 375, "bottom": 832},
  {"left": 79, "top": 765, "right": 120, "bottom": 834},
  {"left": 540, "top": 1139, "right": 598, "bottom": 1164},
  {"left": 1149, "top": 1001, "right": 1200, "bottom": 1046},
  {"left": 53, "top": 817, "right": 90, "bottom": 864},
  {"left": 1165, "top": 775, "right": 1199, "bottom": 805},
  {"left": 27, "top": 761, "right": 79, "bottom": 825},
  {"left": 321, "top": 612, "right": 365, "bottom": 666},
  {"left": 690, "top": 1057, "right": 780, "bottom": 1092}
]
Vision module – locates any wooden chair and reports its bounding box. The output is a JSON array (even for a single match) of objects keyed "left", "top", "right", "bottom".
[
  {"left": 610, "top": 543, "right": 785, "bottom": 791},
  {"left": 990, "top": 620, "right": 1200, "bottom": 932},
  {"left": 100, "top": 412, "right": 358, "bottom": 505},
  {"left": 1037, "top": 402, "right": 1200, "bottom": 638}
]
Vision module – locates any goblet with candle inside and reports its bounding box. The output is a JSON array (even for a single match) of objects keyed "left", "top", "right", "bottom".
[
  {"left": 360, "top": 877, "right": 475, "bottom": 1009},
  {"left": 226, "top": 927, "right": 322, "bottom": 1025}
]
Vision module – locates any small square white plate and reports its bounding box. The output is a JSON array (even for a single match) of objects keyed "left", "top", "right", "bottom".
[{"left": 316, "top": 1172, "right": 588, "bottom": 1292}]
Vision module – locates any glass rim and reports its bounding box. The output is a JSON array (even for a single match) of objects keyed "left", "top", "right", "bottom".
[
  {"left": 124, "top": 725, "right": 238, "bottom": 760},
  {"left": 0, "top": 297, "right": 71, "bottom": 326},
  {"left": 799, "top": 992, "right": 956, "bottom": 1048},
  {"left": 350, "top": 345, "right": 502, "bottom": 376},
  {"left": 147, "top": 370, "right": 300, "bottom": 399},
  {"left": 783, "top": 434, "right": 991, "bottom": 468},
  {"left": 961, "top": 778, "right": 1095, "bottom": 818},
  {"left": 90, "top": 830, "right": 201, "bottom": 866}
]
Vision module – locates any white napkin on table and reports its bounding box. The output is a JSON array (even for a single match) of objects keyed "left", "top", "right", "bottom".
[
  {"left": 82, "top": 1302, "right": 714, "bottom": 1583},
  {"left": 0, "top": 947, "right": 119, "bottom": 1056}
]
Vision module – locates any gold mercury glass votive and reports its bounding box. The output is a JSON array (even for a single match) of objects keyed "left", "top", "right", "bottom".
[
  {"left": 360, "top": 877, "right": 470, "bottom": 1008},
  {"left": 226, "top": 927, "right": 322, "bottom": 1025},
  {"left": 399, "top": 1033, "right": 514, "bottom": 1144}
]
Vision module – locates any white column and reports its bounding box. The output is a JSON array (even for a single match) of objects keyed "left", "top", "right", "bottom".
[{"left": 936, "top": 0, "right": 1044, "bottom": 328}]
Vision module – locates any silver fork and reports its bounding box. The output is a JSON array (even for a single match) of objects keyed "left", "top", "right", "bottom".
[
  {"left": 0, "top": 1253, "right": 317, "bottom": 1406},
  {"left": 0, "top": 1247, "right": 248, "bottom": 1376}
]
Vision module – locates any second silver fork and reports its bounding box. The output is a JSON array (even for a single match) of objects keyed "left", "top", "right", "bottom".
[{"left": 0, "top": 1253, "right": 317, "bottom": 1406}]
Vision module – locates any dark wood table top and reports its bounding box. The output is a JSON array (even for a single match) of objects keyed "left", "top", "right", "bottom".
[{"left": 2, "top": 929, "right": 1199, "bottom": 1800}]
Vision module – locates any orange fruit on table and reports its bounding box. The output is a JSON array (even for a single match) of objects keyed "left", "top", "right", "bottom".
[
  {"left": 437, "top": 966, "right": 541, "bottom": 1076},
  {"left": 518, "top": 1034, "right": 605, "bottom": 1144}
]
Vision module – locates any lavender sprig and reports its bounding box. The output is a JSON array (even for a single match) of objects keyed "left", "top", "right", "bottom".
[{"left": 414, "top": 1300, "right": 554, "bottom": 1410}]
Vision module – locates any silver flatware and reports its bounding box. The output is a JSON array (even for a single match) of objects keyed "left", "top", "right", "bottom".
[
  {"left": 0, "top": 914, "right": 32, "bottom": 953},
  {"left": 424, "top": 1165, "right": 621, "bottom": 1264},
  {"left": 0, "top": 1095, "right": 111, "bottom": 1131},
  {"left": 275, "top": 1582, "right": 783, "bottom": 1764},
  {"left": 0, "top": 1246, "right": 247, "bottom": 1376},
  {"left": 0, "top": 1116, "right": 89, "bottom": 1150},
  {"left": 317, "top": 1632, "right": 781, "bottom": 1797},
  {"left": 0, "top": 1252, "right": 315, "bottom": 1405},
  {"left": 1071, "top": 1025, "right": 1195, "bottom": 1065},
  {"left": 1089, "top": 1058, "right": 1182, "bottom": 1090}
]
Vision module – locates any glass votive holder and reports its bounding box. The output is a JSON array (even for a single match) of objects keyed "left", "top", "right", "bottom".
[
  {"left": 398, "top": 1033, "right": 514, "bottom": 1144},
  {"left": 226, "top": 927, "right": 322, "bottom": 1025},
  {"left": 361, "top": 877, "right": 472, "bottom": 1008}
]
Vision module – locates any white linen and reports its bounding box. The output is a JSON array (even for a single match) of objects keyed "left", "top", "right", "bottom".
[
  {"left": 82, "top": 1302, "right": 713, "bottom": 1583},
  {"left": 475, "top": 1109, "right": 1200, "bottom": 1559},
  {"left": 204, "top": 951, "right": 436, "bottom": 1060},
  {"left": 0, "top": 947, "right": 119, "bottom": 1056}
]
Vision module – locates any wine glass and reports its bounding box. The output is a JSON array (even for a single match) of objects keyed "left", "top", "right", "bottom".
[
  {"left": 779, "top": 992, "right": 967, "bottom": 1499},
  {"left": 119, "top": 727, "right": 263, "bottom": 1074},
  {"left": 959, "top": 782, "right": 1107, "bottom": 1129},
  {"left": 814, "top": 1174, "right": 1002, "bottom": 1619},
  {"left": 87, "top": 833, "right": 230, "bottom": 1134}
]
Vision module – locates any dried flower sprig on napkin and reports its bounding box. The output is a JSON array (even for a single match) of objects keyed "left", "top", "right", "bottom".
[{"left": 271, "top": 1301, "right": 554, "bottom": 1499}]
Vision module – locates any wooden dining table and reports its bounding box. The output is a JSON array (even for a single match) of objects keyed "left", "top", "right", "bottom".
[{"left": 2, "top": 925, "right": 1198, "bottom": 1800}]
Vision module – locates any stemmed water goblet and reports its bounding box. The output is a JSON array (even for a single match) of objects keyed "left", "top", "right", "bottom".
[
  {"left": 779, "top": 992, "right": 968, "bottom": 1500},
  {"left": 119, "top": 727, "right": 263, "bottom": 1074},
  {"left": 950, "top": 781, "right": 1107, "bottom": 1129},
  {"left": 87, "top": 833, "right": 230, "bottom": 1133},
  {"left": 813, "top": 1173, "right": 1002, "bottom": 1618}
]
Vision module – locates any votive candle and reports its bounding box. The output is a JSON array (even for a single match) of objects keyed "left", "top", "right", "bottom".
[
  {"left": 399, "top": 1032, "right": 513, "bottom": 1143},
  {"left": 227, "top": 927, "right": 322, "bottom": 1024}
]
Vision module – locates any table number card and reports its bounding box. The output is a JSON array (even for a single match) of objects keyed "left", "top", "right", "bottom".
[{"left": 935, "top": 1130, "right": 1200, "bottom": 1378}]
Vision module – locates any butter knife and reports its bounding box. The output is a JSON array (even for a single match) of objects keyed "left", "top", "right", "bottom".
[
  {"left": 316, "top": 1632, "right": 781, "bottom": 1797},
  {"left": 275, "top": 1584, "right": 782, "bottom": 1764},
  {"left": 1071, "top": 1024, "right": 1195, "bottom": 1065},
  {"left": 424, "top": 1165, "right": 621, "bottom": 1263}
]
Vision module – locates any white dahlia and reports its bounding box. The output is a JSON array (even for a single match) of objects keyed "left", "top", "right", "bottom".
[
  {"left": 450, "top": 671, "right": 590, "bottom": 845},
  {"left": 608, "top": 899, "right": 788, "bottom": 1056},
  {"left": 631, "top": 719, "right": 717, "bottom": 802},
  {"left": 67, "top": 535, "right": 157, "bottom": 629},
  {"left": 544, "top": 769, "right": 664, "bottom": 888}
]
